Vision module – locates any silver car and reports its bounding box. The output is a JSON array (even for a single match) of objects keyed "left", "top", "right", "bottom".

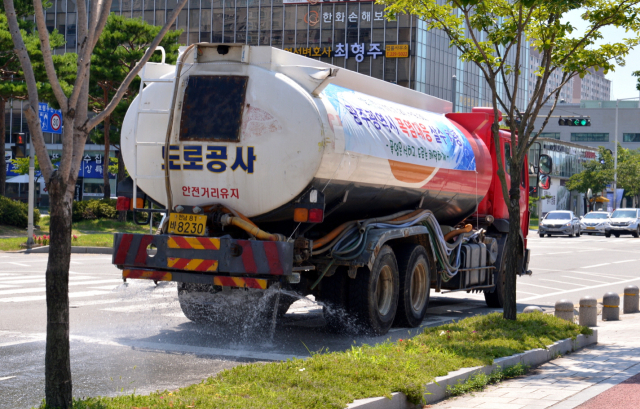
[
  {"left": 539, "top": 211, "right": 582, "bottom": 238},
  {"left": 580, "top": 211, "right": 610, "bottom": 235},
  {"left": 606, "top": 208, "right": 640, "bottom": 238}
]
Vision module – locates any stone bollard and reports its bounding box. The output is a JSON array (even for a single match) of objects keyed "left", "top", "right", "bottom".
[
  {"left": 523, "top": 306, "right": 543, "bottom": 313},
  {"left": 623, "top": 285, "right": 639, "bottom": 314},
  {"left": 555, "top": 299, "right": 574, "bottom": 322},
  {"left": 602, "top": 292, "right": 620, "bottom": 321},
  {"left": 579, "top": 296, "right": 597, "bottom": 327}
]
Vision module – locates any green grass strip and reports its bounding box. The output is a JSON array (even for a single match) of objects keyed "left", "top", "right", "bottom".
[
  {"left": 68, "top": 312, "right": 590, "bottom": 409},
  {"left": 446, "top": 363, "right": 529, "bottom": 396}
]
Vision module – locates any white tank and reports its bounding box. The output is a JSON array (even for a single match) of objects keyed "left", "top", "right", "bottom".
[{"left": 121, "top": 45, "right": 491, "bottom": 224}]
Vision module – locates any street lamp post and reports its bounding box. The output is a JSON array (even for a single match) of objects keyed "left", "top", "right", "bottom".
[{"left": 612, "top": 97, "right": 640, "bottom": 211}]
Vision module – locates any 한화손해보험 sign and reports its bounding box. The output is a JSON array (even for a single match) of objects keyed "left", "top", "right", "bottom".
[{"left": 321, "top": 84, "right": 476, "bottom": 172}]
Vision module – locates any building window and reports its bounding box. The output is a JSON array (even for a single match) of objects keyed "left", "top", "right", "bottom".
[
  {"left": 571, "top": 133, "right": 609, "bottom": 142},
  {"left": 540, "top": 132, "right": 560, "bottom": 140},
  {"left": 623, "top": 133, "right": 640, "bottom": 142}
]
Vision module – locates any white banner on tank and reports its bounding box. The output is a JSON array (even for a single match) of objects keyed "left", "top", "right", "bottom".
[{"left": 321, "top": 84, "right": 476, "bottom": 172}]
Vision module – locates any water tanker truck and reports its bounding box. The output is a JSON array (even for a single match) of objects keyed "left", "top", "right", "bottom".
[{"left": 113, "top": 44, "right": 545, "bottom": 335}]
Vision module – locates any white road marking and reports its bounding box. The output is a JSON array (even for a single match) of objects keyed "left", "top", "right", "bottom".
[
  {"left": 0, "top": 279, "right": 121, "bottom": 295},
  {"left": 0, "top": 290, "right": 112, "bottom": 303},
  {"left": 542, "top": 252, "right": 572, "bottom": 255},
  {"left": 539, "top": 279, "right": 588, "bottom": 287},
  {"left": 0, "top": 273, "right": 19, "bottom": 277},
  {"left": 0, "top": 275, "right": 98, "bottom": 284},
  {"left": 518, "top": 277, "right": 640, "bottom": 302},
  {"left": 102, "top": 302, "right": 186, "bottom": 313},
  {"left": 581, "top": 263, "right": 611, "bottom": 268},
  {"left": 70, "top": 261, "right": 83, "bottom": 264},
  {"left": 0, "top": 285, "right": 19, "bottom": 289},
  {"left": 6, "top": 262, "right": 30, "bottom": 267},
  {"left": 517, "top": 282, "right": 559, "bottom": 290},
  {"left": 613, "top": 260, "right": 636, "bottom": 264},
  {"left": 88, "top": 285, "right": 120, "bottom": 290},
  {"left": 516, "top": 290, "right": 539, "bottom": 296},
  {"left": 0, "top": 376, "right": 16, "bottom": 381},
  {"left": 561, "top": 276, "right": 609, "bottom": 284}
]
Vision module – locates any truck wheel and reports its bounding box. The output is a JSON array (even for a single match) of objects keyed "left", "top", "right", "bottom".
[
  {"left": 393, "top": 244, "right": 431, "bottom": 328},
  {"left": 349, "top": 245, "right": 399, "bottom": 335},
  {"left": 633, "top": 227, "right": 640, "bottom": 238},
  {"left": 318, "top": 267, "right": 351, "bottom": 333},
  {"left": 177, "top": 282, "right": 220, "bottom": 323},
  {"left": 614, "top": 232, "right": 620, "bottom": 238}
]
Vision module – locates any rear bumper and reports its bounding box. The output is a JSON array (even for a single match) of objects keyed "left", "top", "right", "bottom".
[
  {"left": 122, "top": 268, "right": 269, "bottom": 289},
  {"left": 112, "top": 233, "right": 294, "bottom": 285}
]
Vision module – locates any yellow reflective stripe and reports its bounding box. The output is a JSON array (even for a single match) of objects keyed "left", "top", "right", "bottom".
[
  {"left": 232, "top": 277, "right": 245, "bottom": 287},
  {"left": 257, "top": 279, "right": 267, "bottom": 289},
  {"left": 167, "top": 237, "right": 179, "bottom": 248},
  {"left": 209, "top": 238, "right": 221, "bottom": 249},
  {"left": 167, "top": 257, "right": 179, "bottom": 268},
  {"left": 185, "top": 259, "right": 203, "bottom": 271},
  {"left": 206, "top": 261, "right": 219, "bottom": 272},
  {"left": 184, "top": 237, "right": 204, "bottom": 249}
]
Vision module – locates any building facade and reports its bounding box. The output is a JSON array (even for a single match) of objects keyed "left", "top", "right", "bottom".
[
  {"left": 527, "top": 51, "right": 611, "bottom": 104},
  {"left": 531, "top": 100, "right": 640, "bottom": 152},
  {"left": 528, "top": 138, "right": 598, "bottom": 216}
]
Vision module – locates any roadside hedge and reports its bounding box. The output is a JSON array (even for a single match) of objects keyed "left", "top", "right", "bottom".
[
  {"left": 72, "top": 199, "right": 117, "bottom": 222},
  {"left": 0, "top": 196, "right": 41, "bottom": 228}
]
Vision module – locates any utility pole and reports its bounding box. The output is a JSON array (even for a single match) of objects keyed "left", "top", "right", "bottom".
[
  {"left": 27, "top": 134, "right": 35, "bottom": 249},
  {"left": 613, "top": 97, "right": 640, "bottom": 211},
  {"left": 451, "top": 75, "right": 457, "bottom": 113},
  {"left": 613, "top": 99, "right": 618, "bottom": 211}
]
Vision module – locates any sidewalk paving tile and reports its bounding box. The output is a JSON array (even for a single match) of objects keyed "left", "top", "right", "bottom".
[
  {"left": 506, "top": 398, "right": 560, "bottom": 406},
  {"left": 464, "top": 397, "right": 517, "bottom": 405},
  {"left": 475, "top": 402, "right": 525, "bottom": 409}
]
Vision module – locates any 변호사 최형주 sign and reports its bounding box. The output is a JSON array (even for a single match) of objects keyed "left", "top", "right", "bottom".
[{"left": 321, "top": 84, "right": 476, "bottom": 172}]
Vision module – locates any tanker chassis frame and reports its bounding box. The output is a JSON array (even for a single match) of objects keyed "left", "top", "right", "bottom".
[{"left": 113, "top": 210, "right": 530, "bottom": 335}]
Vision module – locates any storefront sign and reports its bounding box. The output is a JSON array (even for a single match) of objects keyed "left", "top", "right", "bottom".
[
  {"left": 285, "top": 43, "right": 405, "bottom": 61},
  {"left": 386, "top": 44, "right": 409, "bottom": 58}
]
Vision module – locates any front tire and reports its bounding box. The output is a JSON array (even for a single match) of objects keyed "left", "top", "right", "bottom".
[
  {"left": 393, "top": 244, "right": 431, "bottom": 328},
  {"left": 605, "top": 232, "right": 611, "bottom": 238},
  {"left": 349, "top": 245, "right": 399, "bottom": 335},
  {"left": 633, "top": 227, "right": 639, "bottom": 238},
  {"left": 614, "top": 232, "right": 620, "bottom": 238}
]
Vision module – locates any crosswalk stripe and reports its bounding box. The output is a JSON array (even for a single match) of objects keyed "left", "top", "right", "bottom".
[
  {"left": 0, "top": 275, "right": 98, "bottom": 284},
  {"left": 0, "top": 279, "right": 123, "bottom": 296},
  {"left": 0, "top": 290, "right": 113, "bottom": 303}
]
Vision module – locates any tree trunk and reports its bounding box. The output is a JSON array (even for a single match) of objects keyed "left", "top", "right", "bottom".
[
  {"left": 117, "top": 149, "right": 126, "bottom": 222},
  {"left": 0, "top": 96, "right": 6, "bottom": 196},
  {"left": 45, "top": 173, "right": 73, "bottom": 408},
  {"left": 503, "top": 166, "right": 523, "bottom": 321},
  {"left": 103, "top": 114, "right": 111, "bottom": 200}
]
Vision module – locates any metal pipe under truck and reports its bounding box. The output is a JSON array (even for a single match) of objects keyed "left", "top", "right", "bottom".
[{"left": 113, "top": 44, "right": 547, "bottom": 335}]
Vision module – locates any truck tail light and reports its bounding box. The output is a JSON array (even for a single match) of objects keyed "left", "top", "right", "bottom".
[
  {"left": 116, "top": 197, "right": 130, "bottom": 211},
  {"left": 308, "top": 208, "right": 324, "bottom": 223},
  {"left": 293, "top": 208, "right": 309, "bottom": 222}
]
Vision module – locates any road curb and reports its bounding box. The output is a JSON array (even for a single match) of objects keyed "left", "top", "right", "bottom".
[
  {"left": 347, "top": 330, "right": 598, "bottom": 409},
  {"left": 7, "top": 246, "right": 113, "bottom": 255}
]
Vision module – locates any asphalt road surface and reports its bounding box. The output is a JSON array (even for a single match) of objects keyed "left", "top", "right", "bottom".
[{"left": 1, "top": 233, "right": 638, "bottom": 408}]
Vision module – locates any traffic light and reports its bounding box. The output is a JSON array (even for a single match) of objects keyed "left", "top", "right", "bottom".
[
  {"left": 11, "top": 133, "right": 26, "bottom": 158},
  {"left": 558, "top": 117, "right": 591, "bottom": 126}
]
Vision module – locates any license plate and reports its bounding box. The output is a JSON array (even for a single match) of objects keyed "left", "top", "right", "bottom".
[
  {"left": 168, "top": 213, "right": 207, "bottom": 236},
  {"left": 587, "top": 227, "right": 596, "bottom": 230}
]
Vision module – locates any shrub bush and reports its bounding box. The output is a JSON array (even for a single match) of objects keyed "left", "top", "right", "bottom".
[
  {"left": 0, "top": 196, "right": 41, "bottom": 228},
  {"left": 72, "top": 199, "right": 117, "bottom": 222}
]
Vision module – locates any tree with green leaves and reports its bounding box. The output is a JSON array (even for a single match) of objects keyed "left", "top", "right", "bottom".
[
  {"left": 2, "top": 0, "right": 190, "bottom": 406},
  {"left": 0, "top": 6, "right": 74, "bottom": 196},
  {"left": 89, "top": 13, "right": 182, "bottom": 200},
  {"left": 383, "top": 0, "right": 640, "bottom": 319}
]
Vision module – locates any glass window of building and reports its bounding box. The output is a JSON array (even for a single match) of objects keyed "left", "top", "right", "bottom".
[
  {"left": 623, "top": 133, "right": 640, "bottom": 142},
  {"left": 539, "top": 132, "right": 560, "bottom": 140},
  {"left": 571, "top": 133, "right": 609, "bottom": 142}
]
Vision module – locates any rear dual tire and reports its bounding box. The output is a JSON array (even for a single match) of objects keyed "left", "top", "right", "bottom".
[{"left": 393, "top": 244, "right": 431, "bottom": 328}]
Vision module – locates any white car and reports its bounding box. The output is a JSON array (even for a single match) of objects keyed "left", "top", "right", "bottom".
[
  {"left": 606, "top": 208, "right": 640, "bottom": 238},
  {"left": 580, "top": 211, "right": 610, "bottom": 235},
  {"left": 538, "top": 211, "right": 582, "bottom": 238}
]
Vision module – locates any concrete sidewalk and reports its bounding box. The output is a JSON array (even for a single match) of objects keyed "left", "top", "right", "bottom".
[{"left": 428, "top": 312, "right": 640, "bottom": 409}]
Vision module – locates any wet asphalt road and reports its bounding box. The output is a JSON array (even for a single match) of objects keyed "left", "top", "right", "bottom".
[{"left": 1, "top": 233, "right": 638, "bottom": 408}]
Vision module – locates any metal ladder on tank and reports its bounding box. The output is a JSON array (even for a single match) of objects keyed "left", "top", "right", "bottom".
[{"left": 131, "top": 46, "right": 176, "bottom": 232}]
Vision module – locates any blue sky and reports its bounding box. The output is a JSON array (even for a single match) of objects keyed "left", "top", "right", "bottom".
[{"left": 563, "top": 9, "right": 640, "bottom": 101}]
